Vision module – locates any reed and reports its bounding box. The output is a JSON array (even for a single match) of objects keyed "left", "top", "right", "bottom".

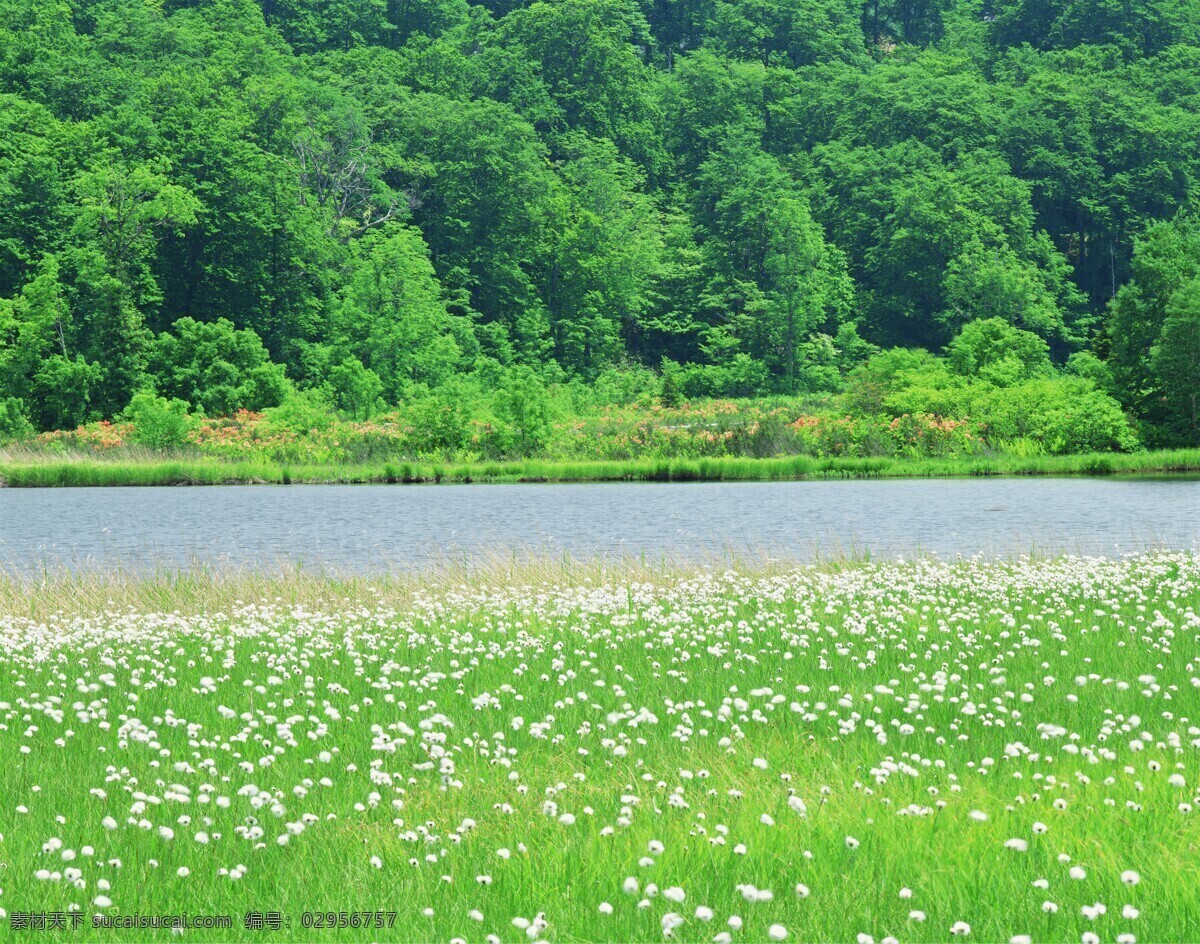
[
  {"left": 3, "top": 448, "right": 1200, "bottom": 487},
  {"left": 0, "top": 548, "right": 840, "bottom": 620}
]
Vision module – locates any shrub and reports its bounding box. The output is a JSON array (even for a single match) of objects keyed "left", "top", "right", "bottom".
[
  {"left": 149, "top": 318, "right": 288, "bottom": 415},
  {"left": 123, "top": 390, "right": 192, "bottom": 448},
  {"left": 0, "top": 396, "right": 33, "bottom": 441},
  {"left": 841, "top": 348, "right": 939, "bottom": 415},
  {"left": 326, "top": 358, "right": 383, "bottom": 419},
  {"left": 946, "top": 317, "right": 1052, "bottom": 385},
  {"left": 28, "top": 354, "right": 102, "bottom": 431},
  {"left": 659, "top": 360, "right": 684, "bottom": 408},
  {"left": 1038, "top": 389, "right": 1140, "bottom": 454},
  {"left": 404, "top": 390, "right": 470, "bottom": 455},
  {"left": 262, "top": 391, "right": 338, "bottom": 435},
  {"left": 483, "top": 367, "right": 554, "bottom": 458},
  {"left": 679, "top": 355, "right": 770, "bottom": 398},
  {"left": 590, "top": 365, "right": 659, "bottom": 406},
  {"left": 976, "top": 378, "right": 1138, "bottom": 453}
]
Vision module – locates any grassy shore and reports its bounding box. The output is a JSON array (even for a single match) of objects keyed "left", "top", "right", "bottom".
[
  {"left": 1, "top": 553, "right": 1198, "bottom": 942},
  {"left": 0, "top": 553, "right": 780, "bottom": 621},
  {"left": 3, "top": 446, "right": 1200, "bottom": 486}
]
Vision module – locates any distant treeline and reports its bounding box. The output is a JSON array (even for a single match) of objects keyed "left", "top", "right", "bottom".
[{"left": 1, "top": 0, "right": 1199, "bottom": 448}]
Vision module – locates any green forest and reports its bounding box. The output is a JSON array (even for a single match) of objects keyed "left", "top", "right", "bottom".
[{"left": 2, "top": 0, "right": 1200, "bottom": 466}]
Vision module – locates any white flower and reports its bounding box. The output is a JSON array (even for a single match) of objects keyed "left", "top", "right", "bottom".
[
  {"left": 177, "top": 867, "right": 190, "bottom": 877},
  {"left": 909, "top": 911, "right": 926, "bottom": 923},
  {"left": 598, "top": 903, "right": 613, "bottom": 915},
  {"left": 795, "top": 884, "right": 810, "bottom": 899},
  {"left": 93, "top": 896, "right": 112, "bottom": 908},
  {"left": 844, "top": 835, "right": 860, "bottom": 850},
  {"left": 1069, "top": 866, "right": 1086, "bottom": 880},
  {"left": 768, "top": 924, "right": 788, "bottom": 941},
  {"left": 1005, "top": 838, "right": 1029, "bottom": 852},
  {"left": 1120, "top": 870, "right": 1140, "bottom": 887},
  {"left": 950, "top": 921, "right": 971, "bottom": 936},
  {"left": 663, "top": 887, "right": 685, "bottom": 903}
]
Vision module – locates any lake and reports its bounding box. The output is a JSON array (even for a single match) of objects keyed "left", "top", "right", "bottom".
[{"left": 2, "top": 478, "right": 1198, "bottom": 574}]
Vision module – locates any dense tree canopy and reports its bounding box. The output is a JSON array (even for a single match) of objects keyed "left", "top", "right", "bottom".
[{"left": 3, "top": 0, "right": 1200, "bottom": 446}]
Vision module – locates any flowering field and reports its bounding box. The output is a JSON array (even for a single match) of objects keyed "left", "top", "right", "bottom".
[{"left": 1, "top": 556, "right": 1198, "bottom": 942}]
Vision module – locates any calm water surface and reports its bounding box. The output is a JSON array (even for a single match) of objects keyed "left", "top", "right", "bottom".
[{"left": 1, "top": 479, "right": 1198, "bottom": 573}]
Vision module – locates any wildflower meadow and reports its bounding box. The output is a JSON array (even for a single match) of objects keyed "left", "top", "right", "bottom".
[{"left": 1, "top": 554, "right": 1197, "bottom": 942}]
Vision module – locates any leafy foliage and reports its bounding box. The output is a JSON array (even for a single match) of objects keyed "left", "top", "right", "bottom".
[{"left": 2, "top": 0, "right": 1200, "bottom": 450}]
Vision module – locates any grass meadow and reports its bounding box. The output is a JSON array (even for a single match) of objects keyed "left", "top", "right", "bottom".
[{"left": 0, "top": 555, "right": 1197, "bottom": 942}]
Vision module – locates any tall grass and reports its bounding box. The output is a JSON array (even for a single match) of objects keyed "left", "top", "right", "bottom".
[
  {"left": 0, "top": 550, "right": 843, "bottom": 621},
  {"left": 3, "top": 448, "right": 1200, "bottom": 487},
  {"left": 2, "top": 554, "right": 1198, "bottom": 942}
]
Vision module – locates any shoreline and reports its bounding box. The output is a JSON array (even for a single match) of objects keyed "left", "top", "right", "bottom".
[
  {"left": 2, "top": 448, "right": 1200, "bottom": 486},
  {"left": 1, "top": 548, "right": 1190, "bottom": 620}
]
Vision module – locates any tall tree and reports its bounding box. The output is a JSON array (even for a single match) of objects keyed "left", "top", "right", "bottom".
[
  {"left": 1149, "top": 279, "right": 1200, "bottom": 442},
  {"left": 67, "top": 160, "right": 200, "bottom": 414}
]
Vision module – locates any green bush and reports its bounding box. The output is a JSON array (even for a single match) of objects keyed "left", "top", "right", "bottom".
[
  {"left": 149, "top": 318, "right": 288, "bottom": 416},
  {"left": 477, "top": 367, "right": 555, "bottom": 458},
  {"left": 0, "top": 396, "right": 33, "bottom": 441},
  {"left": 679, "top": 355, "right": 770, "bottom": 398},
  {"left": 659, "top": 360, "right": 684, "bottom": 408},
  {"left": 946, "top": 317, "right": 1052, "bottom": 385},
  {"left": 123, "top": 390, "right": 192, "bottom": 449},
  {"left": 881, "top": 362, "right": 979, "bottom": 419},
  {"left": 976, "top": 378, "right": 1138, "bottom": 453},
  {"left": 326, "top": 358, "right": 383, "bottom": 419},
  {"left": 262, "top": 391, "right": 339, "bottom": 435},
  {"left": 404, "top": 388, "right": 471, "bottom": 455},
  {"left": 1038, "top": 389, "right": 1140, "bottom": 454},
  {"left": 590, "top": 365, "right": 660, "bottom": 406},
  {"left": 841, "top": 348, "right": 940, "bottom": 415},
  {"left": 28, "top": 355, "right": 102, "bottom": 431}
]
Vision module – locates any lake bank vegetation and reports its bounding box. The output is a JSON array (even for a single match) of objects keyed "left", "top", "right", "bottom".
[
  {"left": 6, "top": 314, "right": 1192, "bottom": 484},
  {"left": 5, "top": 447, "right": 1200, "bottom": 488}
]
